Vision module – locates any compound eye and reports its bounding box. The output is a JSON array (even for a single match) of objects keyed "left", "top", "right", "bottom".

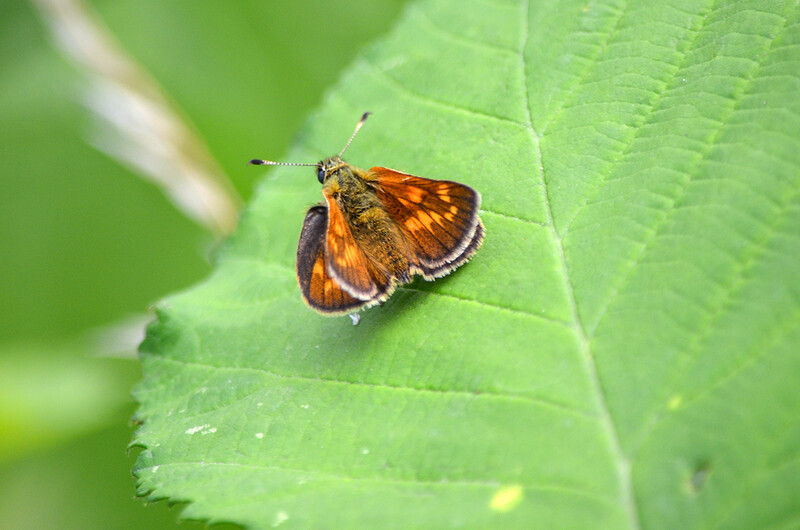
[{"left": 317, "top": 167, "right": 326, "bottom": 183}]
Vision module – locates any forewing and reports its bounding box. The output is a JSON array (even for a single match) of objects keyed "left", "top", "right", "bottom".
[
  {"left": 368, "top": 167, "right": 483, "bottom": 275},
  {"left": 323, "top": 191, "right": 394, "bottom": 300},
  {"left": 296, "top": 206, "right": 368, "bottom": 314}
]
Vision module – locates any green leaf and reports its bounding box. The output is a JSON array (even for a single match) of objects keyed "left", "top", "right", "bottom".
[{"left": 133, "top": 0, "right": 800, "bottom": 527}]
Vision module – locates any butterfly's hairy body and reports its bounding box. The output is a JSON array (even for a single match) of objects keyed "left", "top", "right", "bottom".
[{"left": 323, "top": 162, "right": 411, "bottom": 282}]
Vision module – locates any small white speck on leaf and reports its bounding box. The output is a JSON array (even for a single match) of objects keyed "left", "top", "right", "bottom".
[
  {"left": 381, "top": 56, "right": 407, "bottom": 71},
  {"left": 301, "top": 404, "right": 309, "bottom": 409},
  {"left": 272, "top": 510, "right": 289, "bottom": 527},
  {"left": 187, "top": 424, "right": 217, "bottom": 435},
  {"left": 186, "top": 424, "right": 210, "bottom": 435},
  {"left": 349, "top": 313, "right": 361, "bottom": 325},
  {"left": 255, "top": 432, "right": 264, "bottom": 439},
  {"left": 360, "top": 447, "right": 370, "bottom": 455}
]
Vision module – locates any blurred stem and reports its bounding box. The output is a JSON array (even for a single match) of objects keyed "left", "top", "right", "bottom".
[{"left": 31, "top": 0, "right": 242, "bottom": 235}]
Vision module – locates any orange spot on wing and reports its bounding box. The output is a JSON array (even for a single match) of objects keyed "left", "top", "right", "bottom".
[
  {"left": 312, "top": 260, "right": 324, "bottom": 278},
  {"left": 405, "top": 217, "right": 423, "bottom": 232},
  {"left": 406, "top": 187, "right": 424, "bottom": 203},
  {"left": 429, "top": 211, "right": 445, "bottom": 226},
  {"left": 416, "top": 210, "right": 436, "bottom": 232}
]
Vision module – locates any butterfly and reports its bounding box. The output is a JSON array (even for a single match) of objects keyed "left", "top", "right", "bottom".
[{"left": 250, "top": 112, "right": 484, "bottom": 315}]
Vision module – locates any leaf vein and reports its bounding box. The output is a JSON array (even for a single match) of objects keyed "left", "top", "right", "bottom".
[
  {"left": 397, "top": 285, "right": 571, "bottom": 326},
  {"left": 558, "top": 0, "right": 720, "bottom": 237},
  {"left": 360, "top": 56, "right": 527, "bottom": 128},
  {"left": 537, "top": 0, "right": 629, "bottom": 135},
  {"left": 521, "top": 1, "right": 640, "bottom": 527},
  {"left": 588, "top": 4, "right": 795, "bottom": 339},
  {"left": 481, "top": 208, "right": 547, "bottom": 227},
  {"left": 413, "top": 6, "right": 519, "bottom": 55},
  {"left": 156, "top": 355, "right": 598, "bottom": 421},
  {"left": 136, "top": 461, "right": 621, "bottom": 508},
  {"left": 629, "top": 186, "right": 800, "bottom": 456},
  {"left": 227, "top": 257, "right": 572, "bottom": 327}
]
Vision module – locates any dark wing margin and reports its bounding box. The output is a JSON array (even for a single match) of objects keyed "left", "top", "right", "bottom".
[{"left": 296, "top": 206, "right": 368, "bottom": 314}]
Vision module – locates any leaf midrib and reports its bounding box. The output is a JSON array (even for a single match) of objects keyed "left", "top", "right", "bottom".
[{"left": 519, "top": 0, "right": 640, "bottom": 528}]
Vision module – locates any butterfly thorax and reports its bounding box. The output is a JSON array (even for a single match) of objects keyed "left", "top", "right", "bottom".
[{"left": 321, "top": 159, "right": 411, "bottom": 279}]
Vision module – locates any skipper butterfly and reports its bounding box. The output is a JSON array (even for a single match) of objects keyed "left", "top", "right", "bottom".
[{"left": 250, "top": 113, "right": 484, "bottom": 315}]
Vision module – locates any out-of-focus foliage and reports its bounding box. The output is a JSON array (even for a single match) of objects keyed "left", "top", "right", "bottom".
[{"left": 0, "top": 0, "right": 406, "bottom": 527}]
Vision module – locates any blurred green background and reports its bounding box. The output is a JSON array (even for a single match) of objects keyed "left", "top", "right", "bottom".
[{"left": 0, "top": 0, "right": 408, "bottom": 527}]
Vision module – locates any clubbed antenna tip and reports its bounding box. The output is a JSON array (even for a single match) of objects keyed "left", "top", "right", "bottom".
[
  {"left": 248, "top": 158, "right": 316, "bottom": 167},
  {"left": 339, "top": 111, "right": 372, "bottom": 157}
]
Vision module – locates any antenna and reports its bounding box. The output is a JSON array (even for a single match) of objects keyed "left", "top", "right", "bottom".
[
  {"left": 248, "top": 112, "right": 371, "bottom": 166},
  {"left": 339, "top": 111, "right": 371, "bottom": 157},
  {"left": 248, "top": 159, "right": 316, "bottom": 166}
]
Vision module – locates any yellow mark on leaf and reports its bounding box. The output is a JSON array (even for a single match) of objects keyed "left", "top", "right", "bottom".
[
  {"left": 667, "top": 394, "right": 682, "bottom": 410},
  {"left": 490, "top": 485, "right": 523, "bottom": 512}
]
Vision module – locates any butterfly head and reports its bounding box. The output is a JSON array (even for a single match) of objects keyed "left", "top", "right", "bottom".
[{"left": 316, "top": 156, "right": 348, "bottom": 184}]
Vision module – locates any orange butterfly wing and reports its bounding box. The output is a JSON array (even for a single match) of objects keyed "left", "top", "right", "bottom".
[
  {"left": 296, "top": 206, "right": 368, "bottom": 314},
  {"left": 322, "top": 190, "right": 394, "bottom": 301},
  {"left": 368, "top": 167, "right": 484, "bottom": 278}
]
